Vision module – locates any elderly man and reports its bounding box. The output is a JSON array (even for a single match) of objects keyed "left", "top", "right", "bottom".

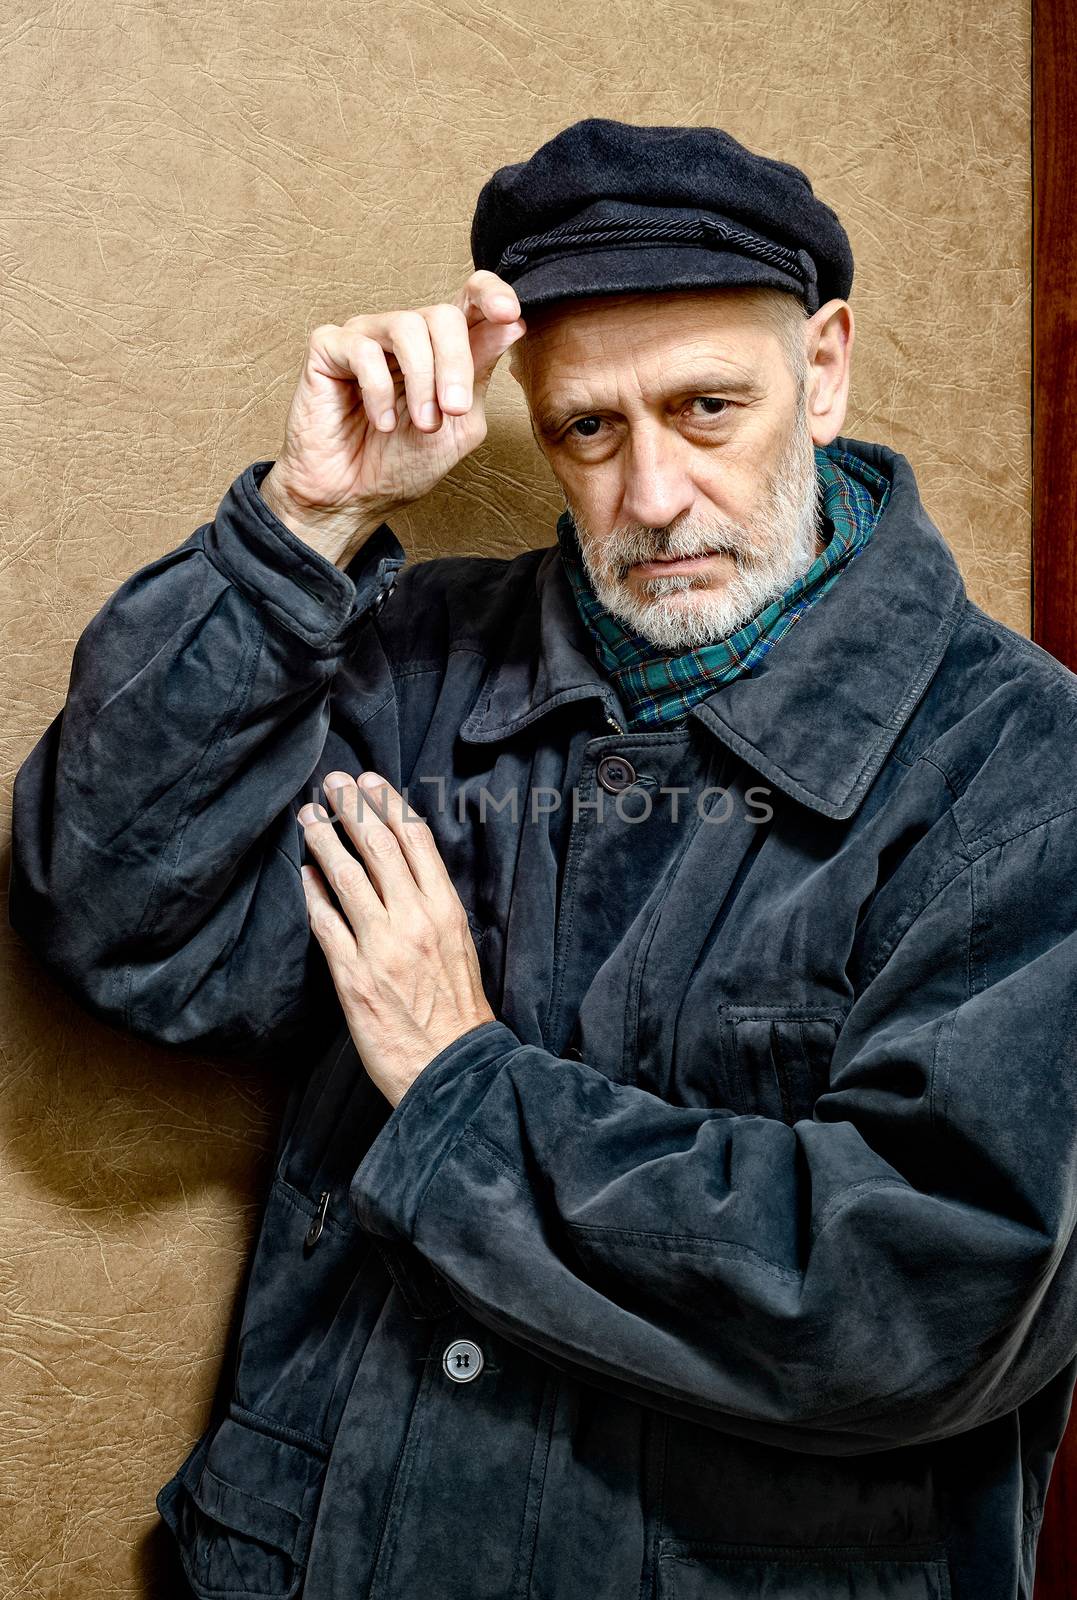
[{"left": 9, "top": 119, "right": 1077, "bottom": 1600}]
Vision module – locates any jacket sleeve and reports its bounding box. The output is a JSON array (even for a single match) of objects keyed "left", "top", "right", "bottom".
[
  {"left": 351, "top": 807, "right": 1077, "bottom": 1456},
  {"left": 8, "top": 459, "right": 406, "bottom": 1062}
]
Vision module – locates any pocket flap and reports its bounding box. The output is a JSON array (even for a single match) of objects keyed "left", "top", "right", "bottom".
[
  {"left": 158, "top": 1413, "right": 329, "bottom": 1597},
  {"left": 726, "top": 1008, "right": 842, "bottom": 1123},
  {"left": 192, "top": 1460, "right": 300, "bottom": 1557},
  {"left": 658, "top": 1542, "right": 951, "bottom": 1600}
]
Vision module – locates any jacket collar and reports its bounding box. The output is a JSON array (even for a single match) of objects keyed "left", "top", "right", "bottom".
[{"left": 459, "top": 437, "right": 967, "bottom": 821}]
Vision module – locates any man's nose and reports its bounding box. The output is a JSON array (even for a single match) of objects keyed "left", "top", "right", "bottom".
[{"left": 618, "top": 425, "right": 695, "bottom": 532}]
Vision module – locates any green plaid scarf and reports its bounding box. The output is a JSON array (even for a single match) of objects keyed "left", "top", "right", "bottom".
[{"left": 556, "top": 440, "right": 891, "bottom": 730}]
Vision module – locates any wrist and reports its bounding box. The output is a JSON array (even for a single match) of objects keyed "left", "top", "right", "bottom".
[{"left": 259, "top": 467, "right": 389, "bottom": 569}]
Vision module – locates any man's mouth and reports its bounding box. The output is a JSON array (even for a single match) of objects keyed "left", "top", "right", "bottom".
[{"left": 630, "top": 549, "right": 725, "bottom": 576}]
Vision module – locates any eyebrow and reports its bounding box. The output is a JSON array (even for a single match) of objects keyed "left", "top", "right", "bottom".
[{"left": 533, "top": 371, "right": 763, "bottom": 437}]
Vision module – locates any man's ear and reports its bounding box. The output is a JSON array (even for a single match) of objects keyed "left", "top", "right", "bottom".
[{"left": 805, "top": 299, "right": 853, "bottom": 448}]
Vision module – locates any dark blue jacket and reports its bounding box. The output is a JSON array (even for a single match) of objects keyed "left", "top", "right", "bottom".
[{"left": 9, "top": 439, "right": 1077, "bottom": 1600}]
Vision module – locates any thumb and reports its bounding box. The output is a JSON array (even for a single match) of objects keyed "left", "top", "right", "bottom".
[{"left": 471, "top": 316, "right": 527, "bottom": 393}]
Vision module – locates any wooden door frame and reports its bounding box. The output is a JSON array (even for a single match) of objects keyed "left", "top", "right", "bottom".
[
  {"left": 1031, "top": 0, "right": 1076, "bottom": 1591},
  {"left": 1032, "top": 0, "right": 1076, "bottom": 662}
]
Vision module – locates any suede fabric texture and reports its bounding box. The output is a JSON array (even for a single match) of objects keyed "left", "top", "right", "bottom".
[{"left": 8, "top": 436, "right": 1076, "bottom": 1600}]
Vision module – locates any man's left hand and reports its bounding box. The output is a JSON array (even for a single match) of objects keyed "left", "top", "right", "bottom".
[{"left": 297, "top": 770, "right": 496, "bottom": 1108}]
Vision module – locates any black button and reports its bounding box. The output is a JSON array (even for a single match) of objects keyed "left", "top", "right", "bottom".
[
  {"left": 367, "top": 575, "right": 396, "bottom": 619},
  {"left": 597, "top": 753, "right": 637, "bottom": 794}
]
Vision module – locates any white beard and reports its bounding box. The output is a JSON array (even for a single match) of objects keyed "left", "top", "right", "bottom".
[{"left": 565, "top": 396, "right": 824, "bottom": 653}]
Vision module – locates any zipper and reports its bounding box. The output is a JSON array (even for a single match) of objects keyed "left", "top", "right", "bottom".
[
  {"left": 305, "top": 1188, "right": 331, "bottom": 1249},
  {"left": 542, "top": 700, "right": 624, "bottom": 1045}
]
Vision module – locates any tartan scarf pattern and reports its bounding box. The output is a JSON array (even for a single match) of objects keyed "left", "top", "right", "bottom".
[{"left": 556, "top": 441, "right": 892, "bottom": 730}]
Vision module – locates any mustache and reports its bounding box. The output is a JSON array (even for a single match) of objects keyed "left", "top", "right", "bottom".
[{"left": 589, "top": 520, "right": 762, "bottom": 580}]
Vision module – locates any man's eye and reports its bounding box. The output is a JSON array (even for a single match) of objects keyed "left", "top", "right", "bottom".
[
  {"left": 690, "top": 397, "right": 728, "bottom": 417},
  {"left": 565, "top": 400, "right": 728, "bottom": 439}
]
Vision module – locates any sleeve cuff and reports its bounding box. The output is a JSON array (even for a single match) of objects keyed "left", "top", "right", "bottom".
[
  {"left": 202, "top": 460, "right": 406, "bottom": 650},
  {"left": 350, "top": 1018, "right": 523, "bottom": 1242}
]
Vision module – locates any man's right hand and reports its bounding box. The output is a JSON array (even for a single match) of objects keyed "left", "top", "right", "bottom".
[{"left": 258, "top": 270, "right": 528, "bottom": 566}]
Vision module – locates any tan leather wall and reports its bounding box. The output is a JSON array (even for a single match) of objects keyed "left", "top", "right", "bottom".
[{"left": 0, "top": 3, "right": 1030, "bottom": 1592}]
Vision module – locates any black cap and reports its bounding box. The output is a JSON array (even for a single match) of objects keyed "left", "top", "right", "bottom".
[{"left": 470, "top": 119, "right": 853, "bottom": 317}]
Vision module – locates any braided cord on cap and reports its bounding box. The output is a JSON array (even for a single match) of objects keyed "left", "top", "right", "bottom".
[{"left": 499, "top": 211, "right": 814, "bottom": 296}]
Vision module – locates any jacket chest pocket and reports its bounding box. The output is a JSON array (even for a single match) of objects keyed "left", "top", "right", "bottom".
[
  {"left": 275, "top": 1027, "right": 456, "bottom": 1320},
  {"left": 718, "top": 1005, "right": 844, "bottom": 1123},
  {"left": 657, "top": 1542, "right": 951, "bottom": 1599},
  {"left": 277, "top": 1027, "right": 387, "bottom": 1205}
]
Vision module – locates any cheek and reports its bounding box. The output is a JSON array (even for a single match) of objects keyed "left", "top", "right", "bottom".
[
  {"left": 556, "top": 461, "right": 621, "bottom": 531},
  {"left": 695, "top": 451, "right": 765, "bottom": 527}
]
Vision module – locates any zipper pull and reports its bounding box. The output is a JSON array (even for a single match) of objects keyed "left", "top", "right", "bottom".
[
  {"left": 305, "top": 1189, "right": 331, "bottom": 1249},
  {"left": 605, "top": 709, "right": 624, "bottom": 735}
]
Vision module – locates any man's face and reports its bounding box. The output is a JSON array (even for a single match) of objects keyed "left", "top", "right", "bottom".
[{"left": 512, "top": 286, "right": 843, "bottom": 652}]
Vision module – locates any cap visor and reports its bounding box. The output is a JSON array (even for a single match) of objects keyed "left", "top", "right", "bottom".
[{"left": 507, "top": 244, "right": 805, "bottom": 313}]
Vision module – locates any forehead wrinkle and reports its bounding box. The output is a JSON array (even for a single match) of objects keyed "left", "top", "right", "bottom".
[{"left": 522, "top": 292, "right": 769, "bottom": 371}]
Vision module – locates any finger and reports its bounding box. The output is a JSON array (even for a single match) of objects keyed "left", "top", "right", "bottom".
[
  {"left": 308, "top": 324, "right": 399, "bottom": 434},
  {"left": 471, "top": 314, "right": 527, "bottom": 391},
  {"left": 423, "top": 302, "right": 475, "bottom": 416},
  {"left": 348, "top": 770, "right": 460, "bottom": 904},
  {"left": 300, "top": 863, "right": 358, "bottom": 966},
  {"left": 348, "top": 332, "right": 400, "bottom": 433},
  {"left": 455, "top": 269, "right": 521, "bottom": 328},
  {"left": 321, "top": 772, "right": 427, "bottom": 908},
  {"left": 299, "top": 796, "right": 386, "bottom": 930},
  {"left": 382, "top": 310, "right": 441, "bottom": 431}
]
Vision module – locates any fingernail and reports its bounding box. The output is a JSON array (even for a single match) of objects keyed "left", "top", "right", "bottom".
[
  {"left": 420, "top": 401, "right": 439, "bottom": 427},
  {"left": 444, "top": 384, "right": 469, "bottom": 410},
  {"left": 493, "top": 295, "right": 517, "bottom": 313},
  {"left": 378, "top": 409, "right": 396, "bottom": 430},
  {"left": 298, "top": 804, "right": 322, "bottom": 826},
  {"left": 358, "top": 770, "right": 383, "bottom": 789}
]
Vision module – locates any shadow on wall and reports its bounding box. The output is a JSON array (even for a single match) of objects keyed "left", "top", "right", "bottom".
[
  {"left": 138, "top": 1520, "right": 191, "bottom": 1596},
  {"left": 1, "top": 837, "right": 290, "bottom": 1592}
]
